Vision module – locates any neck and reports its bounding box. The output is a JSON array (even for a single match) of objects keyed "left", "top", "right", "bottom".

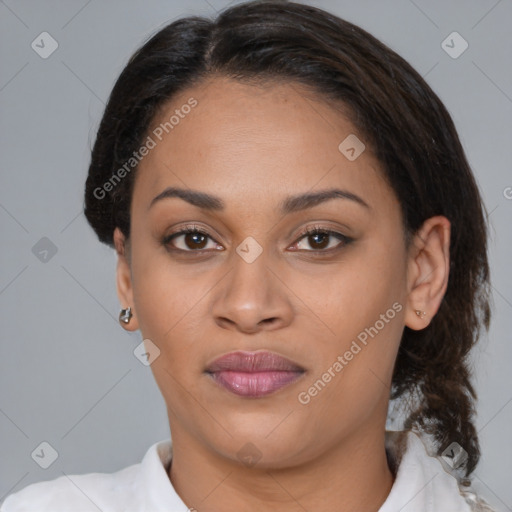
[{"left": 168, "top": 423, "right": 395, "bottom": 512}]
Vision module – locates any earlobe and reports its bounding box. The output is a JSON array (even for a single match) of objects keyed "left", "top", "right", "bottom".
[
  {"left": 113, "top": 227, "right": 139, "bottom": 331},
  {"left": 404, "top": 216, "right": 451, "bottom": 331}
]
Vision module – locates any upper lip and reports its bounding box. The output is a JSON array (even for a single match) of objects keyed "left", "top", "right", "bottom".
[{"left": 205, "top": 351, "right": 305, "bottom": 373}]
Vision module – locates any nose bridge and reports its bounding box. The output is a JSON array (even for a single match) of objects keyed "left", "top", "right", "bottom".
[
  {"left": 212, "top": 237, "right": 292, "bottom": 332},
  {"left": 226, "top": 238, "right": 274, "bottom": 306}
]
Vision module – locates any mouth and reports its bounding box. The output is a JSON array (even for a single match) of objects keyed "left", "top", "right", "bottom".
[{"left": 205, "top": 350, "right": 306, "bottom": 398}]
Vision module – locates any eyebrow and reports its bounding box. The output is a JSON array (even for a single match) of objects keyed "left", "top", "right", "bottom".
[{"left": 149, "top": 186, "right": 371, "bottom": 214}]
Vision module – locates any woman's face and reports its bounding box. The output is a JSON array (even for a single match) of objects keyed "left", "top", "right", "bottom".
[{"left": 115, "top": 77, "right": 424, "bottom": 468}]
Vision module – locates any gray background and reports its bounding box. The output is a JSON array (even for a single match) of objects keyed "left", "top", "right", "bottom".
[{"left": 0, "top": 0, "right": 510, "bottom": 509}]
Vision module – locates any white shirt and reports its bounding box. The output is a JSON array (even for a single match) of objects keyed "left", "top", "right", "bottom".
[{"left": 1, "top": 430, "right": 493, "bottom": 511}]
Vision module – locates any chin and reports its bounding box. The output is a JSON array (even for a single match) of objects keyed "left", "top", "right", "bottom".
[{"left": 206, "top": 425, "right": 314, "bottom": 470}]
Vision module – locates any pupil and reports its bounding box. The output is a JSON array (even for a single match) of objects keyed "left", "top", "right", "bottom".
[
  {"left": 311, "top": 233, "right": 328, "bottom": 249},
  {"left": 186, "top": 232, "right": 206, "bottom": 249}
]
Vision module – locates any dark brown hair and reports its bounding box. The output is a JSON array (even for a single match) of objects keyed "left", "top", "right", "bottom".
[{"left": 84, "top": 0, "right": 491, "bottom": 478}]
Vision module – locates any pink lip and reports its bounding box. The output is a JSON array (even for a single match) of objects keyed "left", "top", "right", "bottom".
[{"left": 205, "top": 351, "right": 305, "bottom": 398}]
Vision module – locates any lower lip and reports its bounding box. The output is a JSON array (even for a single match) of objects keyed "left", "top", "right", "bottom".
[{"left": 208, "top": 370, "right": 304, "bottom": 397}]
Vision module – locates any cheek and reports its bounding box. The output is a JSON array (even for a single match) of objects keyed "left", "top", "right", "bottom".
[
  {"left": 296, "top": 237, "right": 406, "bottom": 401},
  {"left": 130, "top": 247, "right": 215, "bottom": 369},
  {"left": 336, "top": 240, "right": 406, "bottom": 369},
  {"left": 129, "top": 251, "right": 212, "bottom": 416},
  {"left": 295, "top": 238, "right": 406, "bottom": 339}
]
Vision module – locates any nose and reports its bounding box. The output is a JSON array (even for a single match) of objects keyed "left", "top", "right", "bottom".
[{"left": 211, "top": 251, "right": 293, "bottom": 334}]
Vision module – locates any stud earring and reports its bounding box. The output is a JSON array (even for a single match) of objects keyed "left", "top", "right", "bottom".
[
  {"left": 119, "top": 307, "right": 133, "bottom": 325},
  {"left": 415, "top": 310, "right": 427, "bottom": 319}
]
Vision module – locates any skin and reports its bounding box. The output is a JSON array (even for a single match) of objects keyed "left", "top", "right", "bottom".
[{"left": 113, "top": 76, "right": 450, "bottom": 512}]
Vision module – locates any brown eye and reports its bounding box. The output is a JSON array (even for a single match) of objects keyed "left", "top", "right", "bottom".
[
  {"left": 292, "top": 227, "right": 352, "bottom": 252},
  {"left": 162, "top": 226, "right": 221, "bottom": 252},
  {"left": 162, "top": 225, "right": 352, "bottom": 255}
]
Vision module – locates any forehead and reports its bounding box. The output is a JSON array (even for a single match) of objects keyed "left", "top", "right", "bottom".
[{"left": 133, "top": 77, "right": 393, "bottom": 216}]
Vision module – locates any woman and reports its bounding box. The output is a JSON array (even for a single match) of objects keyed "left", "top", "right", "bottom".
[{"left": 1, "top": 0, "right": 496, "bottom": 510}]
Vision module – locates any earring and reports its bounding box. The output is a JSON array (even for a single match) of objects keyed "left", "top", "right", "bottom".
[
  {"left": 415, "top": 310, "right": 427, "bottom": 319},
  {"left": 119, "top": 307, "right": 133, "bottom": 325}
]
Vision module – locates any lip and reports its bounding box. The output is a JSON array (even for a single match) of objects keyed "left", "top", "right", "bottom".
[{"left": 205, "top": 351, "right": 305, "bottom": 398}]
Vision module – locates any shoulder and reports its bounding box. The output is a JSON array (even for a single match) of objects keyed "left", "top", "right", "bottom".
[
  {"left": 1, "top": 462, "right": 139, "bottom": 512},
  {"left": 1, "top": 439, "right": 175, "bottom": 512}
]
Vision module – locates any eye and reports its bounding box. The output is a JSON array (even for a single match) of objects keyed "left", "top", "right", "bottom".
[
  {"left": 290, "top": 225, "right": 352, "bottom": 253},
  {"left": 162, "top": 224, "right": 222, "bottom": 252},
  {"left": 162, "top": 223, "right": 352, "bottom": 254}
]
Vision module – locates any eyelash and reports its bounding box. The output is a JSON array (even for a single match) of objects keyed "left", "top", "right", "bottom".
[{"left": 162, "top": 223, "right": 353, "bottom": 255}]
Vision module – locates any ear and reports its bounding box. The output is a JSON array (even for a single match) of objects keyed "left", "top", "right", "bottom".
[
  {"left": 113, "top": 227, "right": 139, "bottom": 332},
  {"left": 405, "top": 215, "right": 451, "bottom": 331}
]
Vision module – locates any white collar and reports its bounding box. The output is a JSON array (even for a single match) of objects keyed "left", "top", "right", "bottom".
[
  {"left": 379, "top": 429, "right": 474, "bottom": 511},
  {"left": 130, "top": 429, "right": 475, "bottom": 511},
  {"left": 3, "top": 430, "right": 487, "bottom": 511}
]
